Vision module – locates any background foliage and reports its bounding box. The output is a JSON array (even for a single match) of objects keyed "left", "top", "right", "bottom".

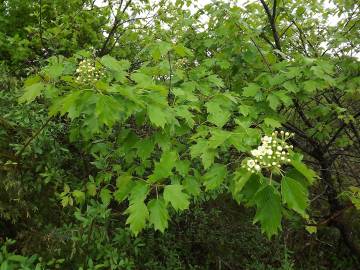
[{"left": 0, "top": 0, "right": 359, "bottom": 269}]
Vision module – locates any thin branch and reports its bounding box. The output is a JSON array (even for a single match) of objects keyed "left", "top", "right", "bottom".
[
  {"left": 280, "top": 21, "right": 294, "bottom": 38},
  {"left": 294, "top": 100, "right": 313, "bottom": 128},
  {"left": 325, "top": 111, "right": 360, "bottom": 150},
  {"left": 250, "top": 37, "right": 272, "bottom": 72},
  {"left": 259, "top": 0, "right": 282, "bottom": 51},
  {"left": 98, "top": 0, "right": 132, "bottom": 56},
  {"left": 292, "top": 20, "right": 318, "bottom": 57},
  {"left": 16, "top": 117, "right": 52, "bottom": 158}
]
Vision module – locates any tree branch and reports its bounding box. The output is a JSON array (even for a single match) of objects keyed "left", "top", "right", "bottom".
[
  {"left": 98, "top": 0, "right": 132, "bottom": 56},
  {"left": 250, "top": 37, "right": 272, "bottom": 72},
  {"left": 259, "top": 0, "right": 282, "bottom": 51},
  {"left": 325, "top": 111, "right": 360, "bottom": 150},
  {"left": 16, "top": 117, "right": 52, "bottom": 158}
]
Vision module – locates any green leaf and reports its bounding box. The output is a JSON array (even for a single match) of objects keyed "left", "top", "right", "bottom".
[
  {"left": 114, "top": 173, "right": 134, "bottom": 203},
  {"left": 173, "top": 43, "right": 193, "bottom": 57},
  {"left": 148, "top": 198, "right": 169, "bottom": 233},
  {"left": 275, "top": 91, "right": 293, "bottom": 106},
  {"left": 135, "top": 137, "right": 155, "bottom": 160},
  {"left": 148, "top": 105, "right": 167, "bottom": 128},
  {"left": 125, "top": 201, "right": 149, "bottom": 236},
  {"left": 208, "top": 129, "right": 231, "bottom": 148},
  {"left": 190, "top": 139, "right": 216, "bottom": 169},
  {"left": 243, "top": 83, "right": 260, "bottom": 97},
  {"left": 281, "top": 177, "right": 309, "bottom": 218},
  {"left": 101, "top": 55, "right": 130, "bottom": 71},
  {"left": 86, "top": 182, "right": 97, "bottom": 196},
  {"left": 175, "top": 159, "right": 190, "bottom": 177},
  {"left": 233, "top": 169, "right": 252, "bottom": 194},
  {"left": 72, "top": 190, "right": 85, "bottom": 204},
  {"left": 238, "top": 105, "right": 252, "bottom": 116},
  {"left": 207, "top": 74, "right": 224, "bottom": 88},
  {"left": 253, "top": 185, "right": 282, "bottom": 238},
  {"left": 163, "top": 184, "right": 190, "bottom": 211},
  {"left": 264, "top": 117, "right": 282, "bottom": 128},
  {"left": 148, "top": 151, "right": 178, "bottom": 183},
  {"left": 290, "top": 154, "right": 317, "bottom": 184},
  {"left": 267, "top": 94, "right": 281, "bottom": 110},
  {"left": 151, "top": 41, "right": 172, "bottom": 60},
  {"left": 131, "top": 72, "right": 153, "bottom": 87},
  {"left": 303, "top": 80, "right": 318, "bottom": 93},
  {"left": 205, "top": 95, "right": 233, "bottom": 127},
  {"left": 183, "top": 176, "right": 201, "bottom": 196},
  {"left": 8, "top": 255, "right": 26, "bottom": 262},
  {"left": 100, "top": 188, "right": 112, "bottom": 206},
  {"left": 128, "top": 182, "right": 149, "bottom": 203},
  {"left": 283, "top": 81, "right": 299, "bottom": 93},
  {"left": 45, "top": 63, "right": 64, "bottom": 80},
  {"left": 19, "top": 82, "right": 44, "bottom": 103},
  {"left": 175, "top": 105, "right": 195, "bottom": 127},
  {"left": 203, "top": 163, "right": 227, "bottom": 191},
  {"left": 49, "top": 91, "right": 82, "bottom": 118},
  {"left": 95, "top": 95, "right": 122, "bottom": 127}
]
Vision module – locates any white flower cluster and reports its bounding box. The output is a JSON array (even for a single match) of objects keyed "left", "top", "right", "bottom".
[
  {"left": 243, "top": 131, "right": 294, "bottom": 173},
  {"left": 75, "top": 59, "right": 105, "bottom": 85}
]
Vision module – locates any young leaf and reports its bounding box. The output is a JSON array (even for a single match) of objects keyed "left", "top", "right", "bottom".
[
  {"left": 151, "top": 41, "right": 172, "bottom": 60},
  {"left": 72, "top": 190, "right": 85, "bottom": 204},
  {"left": 290, "top": 153, "right": 317, "bottom": 184},
  {"left": 148, "top": 151, "right": 178, "bottom": 183},
  {"left": 263, "top": 117, "right": 282, "bottom": 128},
  {"left": 163, "top": 184, "right": 190, "bottom": 211},
  {"left": 267, "top": 94, "right": 281, "bottom": 110},
  {"left": 86, "top": 182, "right": 97, "bottom": 196},
  {"left": 203, "top": 163, "right": 227, "bottom": 191},
  {"left": 208, "top": 129, "right": 231, "bottom": 149},
  {"left": 243, "top": 83, "right": 260, "bottom": 97},
  {"left": 233, "top": 169, "right": 252, "bottom": 194},
  {"left": 281, "top": 177, "right": 309, "bottom": 218},
  {"left": 125, "top": 201, "right": 149, "bottom": 236},
  {"left": 95, "top": 95, "right": 122, "bottom": 127},
  {"left": 100, "top": 188, "right": 112, "bottom": 206},
  {"left": 205, "top": 95, "right": 233, "bottom": 127},
  {"left": 148, "top": 105, "right": 167, "bottom": 128},
  {"left": 114, "top": 173, "right": 134, "bottom": 203},
  {"left": 183, "top": 176, "right": 201, "bottom": 196},
  {"left": 148, "top": 198, "right": 169, "bottom": 233},
  {"left": 101, "top": 55, "right": 130, "bottom": 71},
  {"left": 253, "top": 185, "right": 282, "bottom": 238},
  {"left": 18, "top": 82, "right": 44, "bottom": 104},
  {"left": 128, "top": 181, "right": 149, "bottom": 203}
]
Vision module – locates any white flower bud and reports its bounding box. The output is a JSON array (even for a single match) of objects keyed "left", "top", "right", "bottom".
[{"left": 247, "top": 159, "right": 255, "bottom": 168}]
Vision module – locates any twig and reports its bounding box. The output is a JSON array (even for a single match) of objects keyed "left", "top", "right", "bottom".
[
  {"left": 16, "top": 117, "right": 52, "bottom": 157},
  {"left": 250, "top": 37, "right": 272, "bottom": 73}
]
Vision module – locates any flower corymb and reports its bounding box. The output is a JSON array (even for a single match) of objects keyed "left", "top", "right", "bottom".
[
  {"left": 243, "top": 131, "right": 294, "bottom": 173},
  {"left": 75, "top": 59, "right": 105, "bottom": 85}
]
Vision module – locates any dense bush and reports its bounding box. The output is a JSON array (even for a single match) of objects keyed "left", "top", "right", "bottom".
[{"left": 1, "top": 0, "right": 359, "bottom": 269}]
